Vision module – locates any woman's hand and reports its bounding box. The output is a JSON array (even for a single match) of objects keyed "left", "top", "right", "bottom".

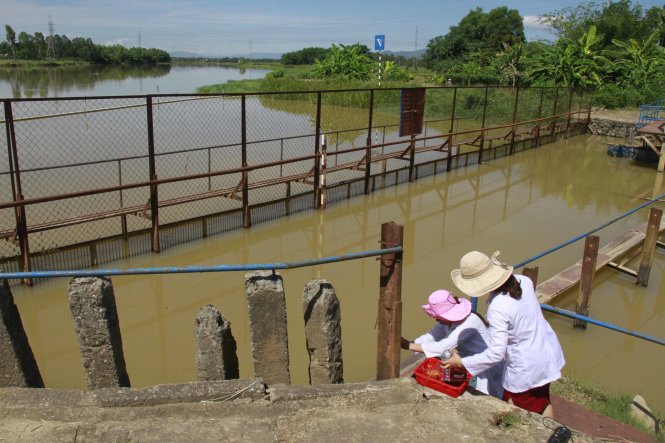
[
  {"left": 442, "top": 350, "right": 464, "bottom": 369},
  {"left": 400, "top": 337, "right": 411, "bottom": 350}
]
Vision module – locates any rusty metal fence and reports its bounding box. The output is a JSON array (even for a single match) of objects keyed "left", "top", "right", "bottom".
[{"left": 0, "top": 86, "right": 591, "bottom": 282}]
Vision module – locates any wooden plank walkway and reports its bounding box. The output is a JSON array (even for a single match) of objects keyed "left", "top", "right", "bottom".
[{"left": 536, "top": 220, "right": 665, "bottom": 304}]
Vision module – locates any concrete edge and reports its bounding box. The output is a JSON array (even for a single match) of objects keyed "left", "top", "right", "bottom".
[
  {"left": 89, "top": 379, "right": 268, "bottom": 407},
  {"left": 268, "top": 377, "right": 417, "bottom": 403},
  {"left": 0, "top": 379, "right": 268, "bottom": 409}
]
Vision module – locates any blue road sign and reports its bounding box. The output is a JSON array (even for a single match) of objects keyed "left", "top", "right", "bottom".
[{"left": 374, "top": 35, "right": 385, "bottom": 51}]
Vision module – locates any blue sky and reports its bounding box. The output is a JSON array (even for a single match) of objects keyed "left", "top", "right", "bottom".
[{"left": 3, "top": 0, "right": 664, "bottom": 56}]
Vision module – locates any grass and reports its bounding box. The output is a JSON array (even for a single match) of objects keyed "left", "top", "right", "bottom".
[
  {"left": 552, "top": 377, "right": 664, "bottom": 442},
  {"left": 493, "top": 410, "right": 521, "bottom": 429},
  {"left": 0, "top": 58, "right": 90, "bottom": 67}
]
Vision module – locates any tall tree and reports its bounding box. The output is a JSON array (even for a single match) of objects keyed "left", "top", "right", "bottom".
[
  {"left": 541, "top": 0, "right": 663, "bottom": 48},
  {"left": 5, "top": 25, "right": 16, "bottom": 59},
  {"left": 424, "top": 7, "right": 524, "bottom": 67},
  {"left": 528, "top": 25, "right": 609, "bottom": 88}
]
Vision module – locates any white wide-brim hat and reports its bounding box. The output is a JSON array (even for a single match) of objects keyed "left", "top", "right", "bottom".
[{"left": 450, "top": 251, "right": 513, "bottom": 297}]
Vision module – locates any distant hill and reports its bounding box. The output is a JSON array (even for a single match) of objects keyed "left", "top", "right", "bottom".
[{"left": 170, "top": 51, "right": 281, "bottom": 60}]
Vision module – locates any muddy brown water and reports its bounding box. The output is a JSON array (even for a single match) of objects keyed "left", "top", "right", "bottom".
[{"left": 11, "top": 133, "right": 665, "bottom": 412}]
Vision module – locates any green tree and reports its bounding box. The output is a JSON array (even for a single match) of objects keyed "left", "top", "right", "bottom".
[
  {"left": 542, "top": 1, "right": 663, "bottom": 48},
  {"left": 528, "top": 25, "right": 609, "bottom": 88},
  {"left": 611, "top": 32, "right": 664, "bottom": 87},
  {"left": 495, "top": 42, "right": 526, "bottom": 86},
  {"left": 18, "top": 31, "right": 37, "bottom": 59},
  {"left": 281, "top": 47, "right": 328, "bottom": 65},
  {"left": 424, "top": 6, "right": 524, "bottom": 67},
  {"left": 5, "top": 25, "right": 16, "bottom": 59},
  {"left": 312, "top": 44, "right": 373, "bottom": 80}
]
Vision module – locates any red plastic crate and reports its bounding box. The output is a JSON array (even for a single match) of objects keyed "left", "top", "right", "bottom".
[{"left": 413, "top": 357, "right": 471, "bottom": 398}]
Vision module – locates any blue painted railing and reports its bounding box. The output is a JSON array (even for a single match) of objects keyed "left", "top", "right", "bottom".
[
  {"left": 468, "top": 194, "right": 665, "bottom": 347},
  {"left": 0, "top": 247, "right": 402, "bottom": 279}
]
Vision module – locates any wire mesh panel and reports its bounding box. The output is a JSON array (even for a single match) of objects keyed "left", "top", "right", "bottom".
[
  {"left": 320, "top": 90, "right": 372, "bottom": 187},
  {"left": 10, "top": 97, "right": 149, "bottom": 253},
  {"left": 246, "top": 92, "right": 318, "bottom": 205},
  {"left": 152, "top": 94, "right": 245, "bottom": 223}
]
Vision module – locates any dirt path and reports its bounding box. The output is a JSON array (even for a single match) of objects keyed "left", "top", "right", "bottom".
[{"left": 590, "top": 107, "right": 639, "bottom": 123}]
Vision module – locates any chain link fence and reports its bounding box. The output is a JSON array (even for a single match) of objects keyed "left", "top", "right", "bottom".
[{"left": 0, "top": 86, "right": 590, "bottom": 278}]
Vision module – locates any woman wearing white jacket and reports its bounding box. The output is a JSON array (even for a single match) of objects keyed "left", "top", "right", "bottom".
[{"left": 443, "top": 251, "right": 565, "bottom": 418}]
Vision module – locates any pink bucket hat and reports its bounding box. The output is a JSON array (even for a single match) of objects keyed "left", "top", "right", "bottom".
[{"left": 421, "top": 290, "right": 471, "bottom": 322}]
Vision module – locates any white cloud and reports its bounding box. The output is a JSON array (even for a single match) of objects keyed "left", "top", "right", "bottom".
[{"left": 522, "top": 15, "right": 550, "bottom": 30}]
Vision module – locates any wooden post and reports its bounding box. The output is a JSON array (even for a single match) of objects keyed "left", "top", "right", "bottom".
[
  {"left": 574, "top": 235, "right": 599, "bottom": 328},
  {"left": 637, "top": 208, "right": 662, "bottom": 286},
  {"left": 522, "top": 266, "right": 539, "bottom": 287},
  {"left": 146, "top": 96, "right": 160, "bottom": 252},
  {"left": 365, "top": 90, "right": 374, "bottom": 195},
  {"left": 376, "top": 222, "right": 403, "bottom": 380}
]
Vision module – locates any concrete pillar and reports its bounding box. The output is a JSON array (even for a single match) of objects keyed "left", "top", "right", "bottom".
[
  {"left": 68, "top": 277, "right": 130, "bottom": 389},
  {"left": 0, "top": 280, "right": 44, "bottom": 387},
  {"left": 245, "top": 271, "right": 290, "bottom": 385},
  {"left": 195, "top": 304, "right": 239, "bottom": 381},
  {"left": 303, "top": 279, "right": 343, "bottom": 384}
]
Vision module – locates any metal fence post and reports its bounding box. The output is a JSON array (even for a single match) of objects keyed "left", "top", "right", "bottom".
[
  {"left": 146, "top": 96, "right": 160, "bottom": 252},
  {"left": 365, "top": 90, "right": 374, "bottom": 195},
  {"left": 479, "top": 87, "right": 489, "bottom": 163},
  {"left": 566, "top": 88, "right": 574, "bottom": 138},
  {"left": 509, "top": 87, "right": 520, "bottom": 155},
  {"left": 376, "top": 221, "right": 403, "bottom": 380},
  {"left": 549, "top": 88, "right": 560, "bottom": 143},
  {"left": 446, "top": 88, "right": 458, "bottom": 171},
  {"left": 535, "top": 88, "right": 545, "bottom": 147},
  {"left": 241, "top": 94, "right": 251, "bottom": 228},
  {"left": 4, "top": 100, "right": 31, "bottom": 283},
  {"left": 408, "top": 134, "right": 416, "bottom": 182},
  {"left": 586, "top": 92, "right": 593, "bottom": 131},
  {"left": 313, "top": 92, "right": 322, "bottom": 209}
]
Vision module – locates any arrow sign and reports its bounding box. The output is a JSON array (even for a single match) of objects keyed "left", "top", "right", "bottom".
[{"left": 374, "top": 34, "right": 385, "bottom": 51}]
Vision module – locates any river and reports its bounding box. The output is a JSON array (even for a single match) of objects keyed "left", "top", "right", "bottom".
[
  {"left": 0, "top": 64, "right": 270, "bottom": 98},
  {"left": 9, "top": 132, "right": 665, "bottom": 412}
]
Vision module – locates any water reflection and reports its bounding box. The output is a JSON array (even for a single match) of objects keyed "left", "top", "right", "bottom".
[{"left": 0, "top": 65, "right": 270, "bottom": 98}]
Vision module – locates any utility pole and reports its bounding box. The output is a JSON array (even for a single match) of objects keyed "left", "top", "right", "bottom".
[
  {"left": 46, "top": 15, "right": 56, "bottom": 60},
  {"left": 413, "top": 26, "right": 418, "bottom": 70}
]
